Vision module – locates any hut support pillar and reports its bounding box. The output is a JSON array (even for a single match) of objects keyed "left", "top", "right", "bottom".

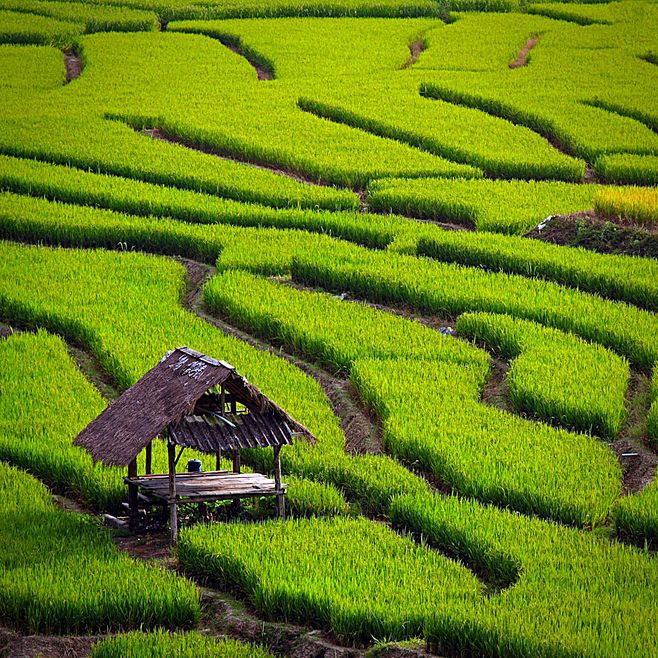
[
  {"left": 127, "top": 458, "right": 139, "bottom": 531},
  {"left": 232, "top": 449, "right": 241, "bottom": 515},
  {"left": 215, "top": 449, "right": 222, "bottom": 471},
  {"left": 273, "top": 445, "right": 285, "bottom": 519},
  {"left": 145, "top": 440, "right": 152, "bottom": 475},
  {"left": 168, "top": 441, "right": 178, "bottom": 544}
]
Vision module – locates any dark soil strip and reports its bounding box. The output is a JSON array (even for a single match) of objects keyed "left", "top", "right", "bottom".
[
  {"left": 178, "top": 259, "right": 383, "bottom": 455},
  {"left": 198, "top": 588, "right": 364, "bottom": 658},
  {"left": 526, "top": 211, "right": 658, "bottom": 259},
  {"left": 0, "top": 627, "right": 96, "bottom": 658},
  {"left": 612, "top": 372, "right": 657, "bottom": 495},
  {"left": 480, "top": 359, "right": 512, "bottom": 413},
  {"left": 401, "top": 38, "right": 425, "bottom": 69},
  {"left": 63, "top": 48, "right": 83, "bottom": 84},
  {"left": 140, "top": 126, "right": 330, "bottom": 189},
  {"left": 68, "top": 345, "right": 122, "bottom": 401},
  {"left": 509, "top": 35, "right": 540, "bottom": 69},
  {"left": 223, "top": 41, "right": 274, "bottom": 81}
]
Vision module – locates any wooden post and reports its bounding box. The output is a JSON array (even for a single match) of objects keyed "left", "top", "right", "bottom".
[
  {"left": 145, "top": 440, "right": 152, "bottom": 475},
  {"left": 168, "top": 440, "right": 178, "bottom": 544},
  {"left": 127, "top": 457, "right": 138, "bottom": 531},
  {"left": 273, "top": 445, "right": 285, "bottom": 519},
  {"left": 215, "top": 448, "right": 222, "bottom": 471},
  {"left": 232, "top": 448, "right": 241, "bottom": 515}
]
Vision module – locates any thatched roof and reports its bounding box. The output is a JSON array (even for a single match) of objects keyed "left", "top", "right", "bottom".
[{"left": 74, "top": 347, "right": 315, "bottom": 467}]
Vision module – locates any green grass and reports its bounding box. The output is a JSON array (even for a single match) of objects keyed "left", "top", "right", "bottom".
[
  {"left": 0, "top": 461, "right": 200, "bottom": 633},
  {"left": 415, "top": 223, "right": 658, "bottom": 311},
  {"left": 0, "top": 156, "right": 398, "bottom": 247},
  {"left": 204, "top": 270, "right": 621, "bottom": 526},
  {"left": 649, "top": 367, "right": 658, "bottom": 444},
  {"left": 178, "top": 515, "right": 483, "bottom": 642},
  {"left": 391, "top": 492, "right": 658, "bottom": 658},
  {"left": 0, "top": 43, "right": 65, "bottom": 88},
  {"left": 354, "top": 357, "right": 620, "bottom": 526},
  {"left": 0, "top": 116, "right": 358, "bottom": 211},
  {"left": 0, "top": 9, "right": 81, "bottom": 45},
  {"left": 369, "top": 177, "right": 599, "bottom": 233},
  {"left": 456, "top": 312, "right": 630, "bottom": 438},
  {"left": 91, "top": 631, "right": 274, "bottom": 658},
  {"left": 0, "top": 0, "right": 158, "bottom": 32},
  {"left": 595, "top": 154, "right": 658, "bottom": 185},
  {"left": 204, "top": 269, "right": 488, "bottom": 375},
  {"left": 290, "top": 244, "right": 658, "bottom": 368},
  {"left": 0, "top": 330, "right": 125, "bottom": 508},
  {"left": 56, "top": 0, "right": 445, "bottom": 22},
  {"left": 614, "top": 481, "right": 658, "bottom": 548},
  {"left": 298, "top": 85, "right": 582, "bottom": 181},
  {"left": 0, "top": 239, "right": 430, "bottom": 515},
  {"left": 168, "top": 17, "right": 439, "bottom": 80}
]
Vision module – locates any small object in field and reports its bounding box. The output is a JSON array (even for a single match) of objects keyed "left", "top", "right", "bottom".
[
  {"left": 438, "top": 326, "right": 456, "bottom": 336},
  {"left": 536, "top": 215, "right": 555, "bottom": 232},
  {"left": 187, "top": 459, "right": 202, "bottom": 472}
]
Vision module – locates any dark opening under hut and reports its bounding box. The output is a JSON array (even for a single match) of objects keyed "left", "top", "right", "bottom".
[{"left": 74, "top": 347, "right": 315, "bottom": 542}]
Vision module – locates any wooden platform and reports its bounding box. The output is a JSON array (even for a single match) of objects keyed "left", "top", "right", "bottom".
[{"left": 125, "top": 470, "right": 286, "bottom": 504}]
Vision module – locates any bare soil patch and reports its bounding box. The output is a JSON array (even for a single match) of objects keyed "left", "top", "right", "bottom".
[
  {"left": 401, "top": 38, "right": 425, "bottom": 69},
  {"left": 509, "top": 35, "right": 540, "bottom": 69},
  {"left": 63, "top": 49, "right": 82, "bottom": 84},
  {"left": 613, "top": 372, "right": 657, "bottom": 494},
  {"left": 0, "top": 627, "right": 96, "bottom": 658},
  {"left": 526, "top": 211, "right": 658, "bottom": 258},
  {"left": 481, "top": 359, "right": 511, "bottom": 413}
]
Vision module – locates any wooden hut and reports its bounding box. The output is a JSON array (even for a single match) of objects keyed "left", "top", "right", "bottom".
[{"left": 75, "top": 347, "right": 315, "bottom": 542}]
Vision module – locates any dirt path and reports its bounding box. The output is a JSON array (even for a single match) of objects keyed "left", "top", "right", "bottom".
[
  {"left": 612, "top": 372, "right": 658, "bottom": 494},
  {"left": 178, "top": 259, "right": 384, "bottom": 455},
  {"left": 63, "top": 49, "right": 83, "bottom": 83},
  {"left": 402, "top": 38, "right": 425, "bottom": 69},
  {"left": 223, "top": 41, "right": 274, "bottom": 80},
  {"left": 140, "top": 126, "right": 330, "bottom": 188},
  {"left": 509, "top": 35, "right": 540, "bottom": 69},
  {"left": 525, "top": 211, "right": 658, "bottom": 259},
  {"left": 0, "top": 627, "right": 96, "bottom": 658}
]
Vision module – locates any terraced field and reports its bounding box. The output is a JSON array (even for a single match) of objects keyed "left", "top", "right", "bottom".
[{"left": 0, "top": 0, "right": 656, "bottom": 656}]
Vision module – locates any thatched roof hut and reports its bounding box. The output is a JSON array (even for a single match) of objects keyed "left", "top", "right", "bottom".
[
  {"left": 74, "top": 347, "right": 315, "bottom": 540},
  {"left": 75, "top": 346, "right": 314, "bottom": 466}
]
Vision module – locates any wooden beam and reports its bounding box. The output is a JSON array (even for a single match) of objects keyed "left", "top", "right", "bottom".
[
  {"left": 145, "top": 440, "right": 152, "bottom": 476},
  {"left": 127, "top": 457, "right": 138, "bottom": 531},
  {"left": 215, "top": 448, "right": 222, "bottom": 471},
  {"left": 232, "top": 448, "right": 241, "bottom": 515},
  {"left": 168, "top": 440, "right": 178, "bottom": 544},
  {"left": 273, "top": 445, "right": 285, "bottom": 519}
]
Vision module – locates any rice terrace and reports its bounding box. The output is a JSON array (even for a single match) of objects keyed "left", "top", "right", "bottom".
[{"left": 0, "top": 0, "right": 657, "bottom": 654}]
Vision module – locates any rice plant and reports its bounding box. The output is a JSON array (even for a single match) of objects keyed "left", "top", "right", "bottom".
[
  {"left": 391, "top": 492, "right": 658, "bottom": 658},
  {"left": 0, "top": 462, "right": 200, "bottom": 633},
  {"left": 91, "top": 631, "right": 274, "bottom": 658},
  {"left": 594, "top": 186, "right": 658, "bottom": 227},
  {"left": 456, "top": 312, "right": 630, "bottom": 438}
]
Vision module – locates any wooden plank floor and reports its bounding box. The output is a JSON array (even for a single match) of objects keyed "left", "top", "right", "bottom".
[{"left": 125, "top": 470, "right": 286, "bottom": 503}]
